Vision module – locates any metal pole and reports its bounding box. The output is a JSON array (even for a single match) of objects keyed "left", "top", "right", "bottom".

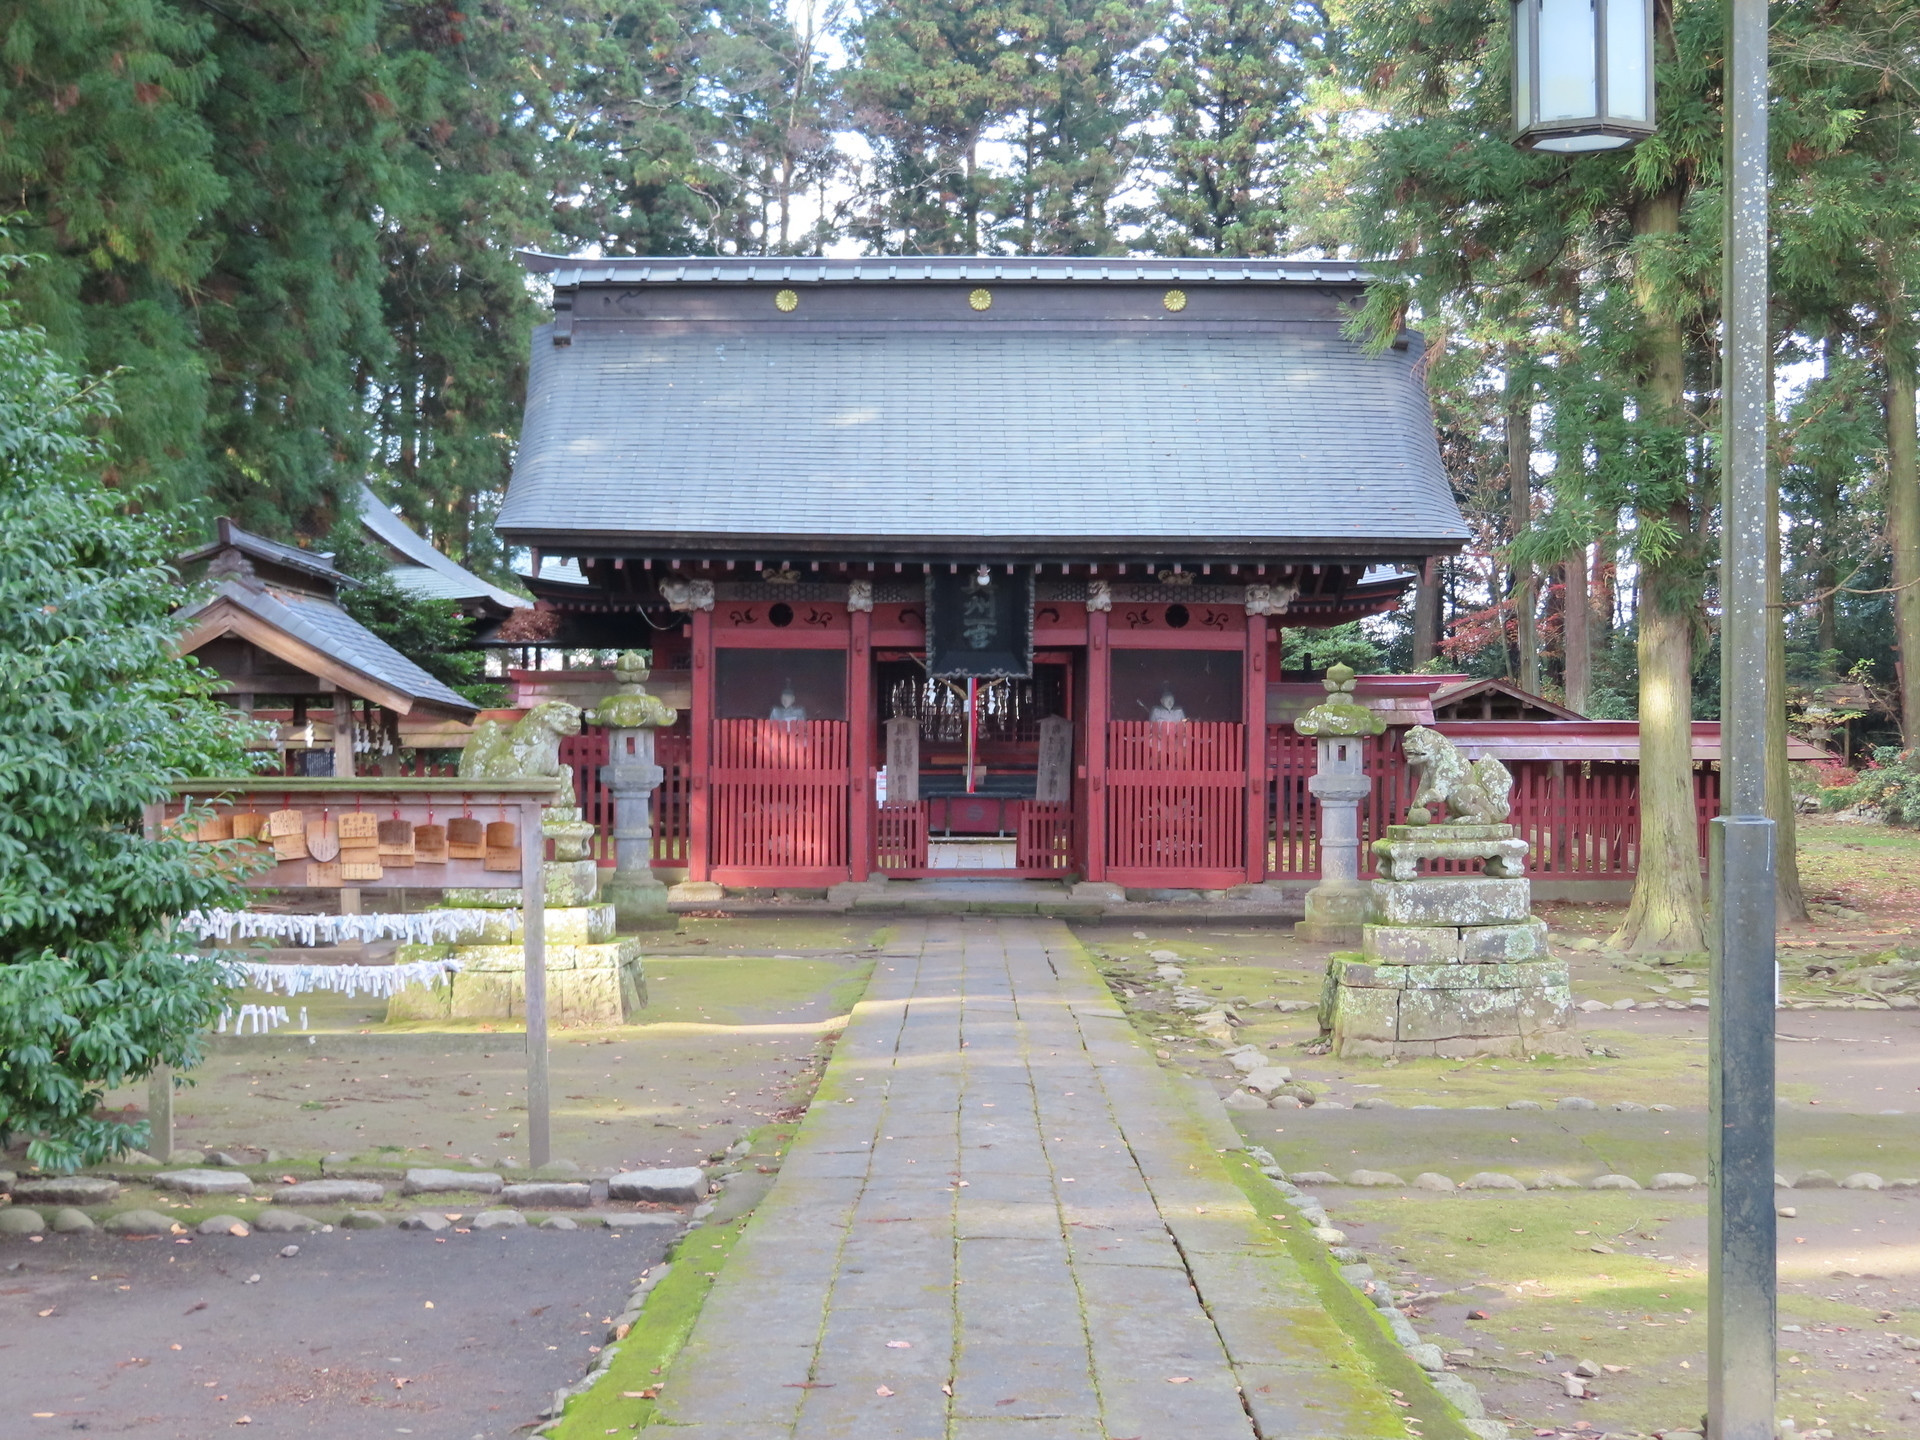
[
  {"left": 522, "top": 796, "right": 550, "bottom": 1170},
  {"left": 1711, "top": 2, "right": 1776, "bottom": 1436}
]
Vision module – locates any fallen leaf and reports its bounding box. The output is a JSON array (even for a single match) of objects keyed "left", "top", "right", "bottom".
[
  {"left": 185, "top": 1301, "right": 208, "bottom": 1315},
  {"left": 1166, "top": 1376, "right": 1192, "bottom": 1384},
  {"left": 424, "top": 1301, "right": 435, "bottom": 1309},
  {"left": 875, "top": 1385, "right": 895, "bottom": 1397},
  {"left": 1601, "top": 1364, "right": 1627, "bottom": 1374},
  {"left": 886, "top": 1340, "right": 913, "bottom": 1349},
  {"left": 228, "top": 1224, "right": 247, "bottom": 1237},
  {"left": 235, "top": 1418, "right": 252, "bottom": 1426},
  {"left": 37, "top": 1308, "right": 54, "bottom": 1317},
  {"left": 622, "top": 1389, "right": 661, "bottom": 1399},
  {"left": 1467, "top": 1310, "right": 1488, "bottom": 1320},
  {"left": 941, "top": 1384, "right": 953, "bottom": 1397},
  {"left": 393, "top": 1377, "right": 411, "bottom": 1389}
]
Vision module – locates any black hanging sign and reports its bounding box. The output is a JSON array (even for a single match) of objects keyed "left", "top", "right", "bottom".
[{"left": 925, "top": 568, "right": 1034, "bottom": 678}]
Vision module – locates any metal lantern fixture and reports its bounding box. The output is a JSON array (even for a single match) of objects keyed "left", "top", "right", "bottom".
[{"left": 1511, "top": 0, "right": 1655, "bottom": 153}]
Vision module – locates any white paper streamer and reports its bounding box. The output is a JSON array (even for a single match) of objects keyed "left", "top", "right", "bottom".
[
  {"left": 222, "top": 956, "right": 465, "bottom": 1000},
  {"left": 179, "top": 908, "right": 519, "bottom": 947}
]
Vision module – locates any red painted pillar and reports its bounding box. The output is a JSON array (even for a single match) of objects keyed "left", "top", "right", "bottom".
[
  {"left": 688, "top": 610, "right": 713, "bottom": 884},
  {"left": 1244, "top": 613, "right": 1268, "bottom": 884},
  {"left": 1085, "top": 607, "right": 1111, "bottom": 883},
  {"left": 848, "top": 607, "right": 873, "bottom": 881}
]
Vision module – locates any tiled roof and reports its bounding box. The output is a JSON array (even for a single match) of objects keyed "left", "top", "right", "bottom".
[
  {"left": 516, "top": 251, "right": 1374, "bottom": 286},
  {"left": 499, "top": 326, "right": 1463, "bottom": 553},
  {"left": 354, "top": 484, "right": 529, "bottom": 611},
  {"left": 185, "top": 580, "right": 476, "bottom": 714}
]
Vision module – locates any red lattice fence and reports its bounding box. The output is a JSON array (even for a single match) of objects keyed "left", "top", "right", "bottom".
[{"left": 1106, "top": 720, "right": 1246, "bottom": 880}]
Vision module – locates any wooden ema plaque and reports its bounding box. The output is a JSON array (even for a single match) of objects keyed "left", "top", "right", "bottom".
[
  {"left": 377, "top": 818, "right": 415, "bottom": 867},
  {"left": 159, "top": 780, "right": 553, "bottom": 893}
]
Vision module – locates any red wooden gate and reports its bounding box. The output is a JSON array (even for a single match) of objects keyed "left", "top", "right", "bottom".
[
  {"left": 1016, "top": 801, "right": 1074, "bottom": 871},
  {"left": 1106, "top": 721, "right": 1246, "bottom": 887},
  {"left": 710, "top": 719, "right": 850, "bottom": 883},
  {"left": 875, "top": 802, "right": 929, "bottom": 871}
]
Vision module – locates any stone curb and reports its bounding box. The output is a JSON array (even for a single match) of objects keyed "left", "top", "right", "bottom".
[
  {"left": 1245, "top": 1142, "right": 1510, "bottom": 1440},
  {"left": 1275, "top": 1168, "right": 1920, "bottom": 1193}
]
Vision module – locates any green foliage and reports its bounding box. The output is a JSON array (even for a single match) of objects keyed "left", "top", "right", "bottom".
[
  {"left": 1822, "top": 747, "right": 1920, "bottom": 826},
  {"left": 326, "top": 524, "right": 498, "bottom": 705},
  {"left": 1133, "top": 0, "right": 1322, "bottom": 257},
  {"left": 0, "top": 288, "right": 255, "bottom": 1172},
  {"left": 1282, "top": 621, "right": 1384, "bottom": 676}
]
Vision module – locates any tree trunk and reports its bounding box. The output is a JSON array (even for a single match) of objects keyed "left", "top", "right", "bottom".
[
  {"left": 1815, "top": 332, "right": 1840, "bottom": 657},
  {"left": 1563, "top": 546, "right": 1591, "bottom": 713},
  {"left": 1508, "top": 370, "right": 1539, "bottom": 692},
  {"left": 1412, "top": 557, "right": 1440, "bottom": 667},
  {"left": 1613, "top": 186, "right": 1706, "bottom": 955},
  {"left": 1888, "top": 336, "right": 1920, "bottom": 742},
  {"left": 1768, "top": 357, "right": 1810, "bottom": 922}
]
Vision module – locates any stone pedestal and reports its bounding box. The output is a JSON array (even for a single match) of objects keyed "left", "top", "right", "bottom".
[
  {"left": 589, "top": 653, "right": 678, "bottom": 932},
  {"left": 1320, "top": 831, "right": 1577, "bottom": 1059},
  {"left": 386, "top": 903, "right": 647, "bottom": 1028}
]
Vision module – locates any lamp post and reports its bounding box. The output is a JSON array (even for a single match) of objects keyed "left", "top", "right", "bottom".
[{"left": 1511, "top": 4, "right": 1775, "bottom": 1437}]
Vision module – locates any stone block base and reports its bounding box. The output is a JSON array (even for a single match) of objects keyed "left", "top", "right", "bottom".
[
  {"left": 1295, "top": 881, "right": 1369, "bottom": 944},
  {"left": 603, "top": 875, "right": 675, "bottom": 931},
  {"left": 1361, "top": 918, "right": 1548, "bottom": 965},
  {"left": 669, "top": 880, "right": 726, "bottom": 903},
  {"left": 386, "top": 939, "right": 646, "bottom": 1028},
  {"left": 1325, "top": 964, "right": 1574, "bottom": 1059},
  {"left": 1368, "top": 877, "right": 1530, "bottom": 927}
]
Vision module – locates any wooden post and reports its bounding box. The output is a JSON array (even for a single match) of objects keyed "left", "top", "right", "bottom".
[
  {"left": 848, "top": 606, "right": 873, "bottom": 881},
  {"left": 331, "top": 686, "right": 356, "bottom": 778},
  {"left": 147, "top": 1065, "right": 174, "bottom": 1162},
  {"left": 522, "top": 794, "right": 550, "bottom": 1170},
  {"left": 688, "top": 611, "right": 713, "bottom": 884},
  {"left": 1085, "top": 607, "right": 1111, "bottom": 883},
  {"left": 1244, "top": 613, "right": 1268, "bottom": 884}
]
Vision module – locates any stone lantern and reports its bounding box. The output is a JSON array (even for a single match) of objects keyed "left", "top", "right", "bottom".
[
  {"left": 588, "top": 651, "right": 679, "bottom": 930},
  {"left": 1293, "top": 663, "right": 1385, "bottom": 944}
]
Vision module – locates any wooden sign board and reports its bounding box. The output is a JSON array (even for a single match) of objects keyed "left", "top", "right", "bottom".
[{"left": 153, "top": 776, "right": 563, "bottom": 1171}]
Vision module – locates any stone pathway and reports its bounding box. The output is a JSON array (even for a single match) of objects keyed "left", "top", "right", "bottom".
[{"left": 651, "top": 916, "right": 1401, "bottom": 1440}]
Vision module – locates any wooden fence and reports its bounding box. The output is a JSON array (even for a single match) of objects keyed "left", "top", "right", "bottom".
[
  {"left": 710, "top": 719, "right": 850, "bottom": 874},
  {"left": 1265, "top": 727, "right": 1718, "bottom": 880}
]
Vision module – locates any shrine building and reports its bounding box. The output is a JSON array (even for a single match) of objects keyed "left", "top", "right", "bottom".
[{"left": 497, "top": 255, "right": 1467, "bottom": 895}]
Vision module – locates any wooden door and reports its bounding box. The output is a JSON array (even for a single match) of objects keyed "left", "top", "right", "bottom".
[
  {"left": 710, "top": 719, "right": 850, "bottom": 883},
  {"left": 1105, "top": 720, "right": 1246, "bottom": 888}
]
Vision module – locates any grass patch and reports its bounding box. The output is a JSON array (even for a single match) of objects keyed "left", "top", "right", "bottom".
[
  {"left": 1220, "top": 1152, "right": 1477, "bottom": 1440},
  {"left": 547, "top": 1210, "right": 750, "bottom": 1438}
]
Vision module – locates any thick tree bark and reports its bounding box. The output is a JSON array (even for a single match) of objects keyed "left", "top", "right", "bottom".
[
  {"left": 1613, "top": 186, "right": 1706, "bottom": 955},
  {"left": 1412, "top": 557, "right": 1440, "bottom": 667},
  {"left": 1888, "top": 337, "right": 1920, "bottom": 741},
  {"left": 1768, "top": 362, "right": 1810, "bottom": 922},
  {"left": 1563, "top": 546, "right": 1591, "bottom": 713},
  {"left": 1508, "top": 375, "right": 1539, "bottom": 692}
]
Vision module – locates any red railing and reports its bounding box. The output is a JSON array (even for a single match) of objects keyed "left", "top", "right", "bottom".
[
  {"left": 711, "top": 720, "right": 850, "bottom": 873},
  {"left": 1016, "top": 801, "right": 1074, "bottom": 871},
  {"left": 875, "top": 802, "right": 929, "bottom": 870},
  {"left": 1107, "top": 721, "right": 1246, "bottom": 876},
  {"left": 1265, "top": 727, "right": 1719, "bottom": 880},
  {"left": 559, "top": 725, "right": 691, "bottom": 865}
]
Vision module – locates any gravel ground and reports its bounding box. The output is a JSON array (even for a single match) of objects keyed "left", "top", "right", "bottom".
[{"left": 1, "top": 1224, "right": 669, "bottom": 1439}]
